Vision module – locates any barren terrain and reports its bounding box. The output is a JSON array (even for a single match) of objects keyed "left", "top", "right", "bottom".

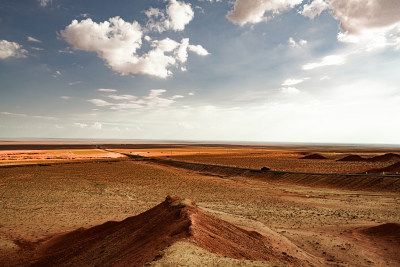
[{"left": 0, "top": 142, "right": 399, "bottom": 266}]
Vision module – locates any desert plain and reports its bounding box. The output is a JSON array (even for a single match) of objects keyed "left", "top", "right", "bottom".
[{"left": 0, "top": 141, "right": 399, "bottom": 266}]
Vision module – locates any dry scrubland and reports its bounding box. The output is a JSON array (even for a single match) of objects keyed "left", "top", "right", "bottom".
[{"left": 0, "top": 144, "right": 400, "bottom": 266}]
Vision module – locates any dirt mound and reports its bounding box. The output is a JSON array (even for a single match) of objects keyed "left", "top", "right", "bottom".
[
  {"left": 360, "top": 223, "right": 400, "bottom": 237},
  {"left": 365, "top": 161, "right": 400, "bottom": 174},
  {"left": 366, "top": 153, "right": 400, "bottom": 162},
  {"left": 337, "top": 155, "right": 366, "bottom": 161},
  {"left": 25, "top": 196, "right": 302, "bottom": 266},
  {"left": 299, "top": 153, "right": 327, "bottom": 160}
]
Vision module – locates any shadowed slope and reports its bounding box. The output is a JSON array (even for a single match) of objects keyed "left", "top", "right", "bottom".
[
  {"left": 365, "top": 162, "right": 400, "bottom": 174},
  {"left": 299, "top": 153, "right": 327, "bottom": 159},
  {"left": 346, "top": 223, "right": 400, "bottom": 265},
  {"left": 366, "top": 153, "right": 400, "bottom": 162},
  {"left": 337, "top": 155, "right": 366, "bottom": 161},
  {"left": 27, "top": 196, "right": 304, "bottom": 266}
]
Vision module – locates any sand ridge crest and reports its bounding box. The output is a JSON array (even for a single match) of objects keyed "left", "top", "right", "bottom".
[{"left": 15, "top": 196, "right": 310, "bottom": 266}]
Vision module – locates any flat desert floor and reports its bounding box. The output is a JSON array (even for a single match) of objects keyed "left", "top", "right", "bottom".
[{"left": 0, "top": 143, "right": 399, "bottom": 266}]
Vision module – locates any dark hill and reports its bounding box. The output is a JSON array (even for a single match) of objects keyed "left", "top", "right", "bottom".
[
  {"left": 366, "top": 153, "right": 400, "bottom": 162},
  {"left": 337, "top": 155, "right": 366, "bottom": 161},
  {"left": 299, "top": 153, "right": 327, "bottom": 160}
]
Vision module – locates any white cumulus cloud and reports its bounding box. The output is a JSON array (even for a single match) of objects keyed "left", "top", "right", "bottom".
[
  {"left": 145, "top": 0, "right": 194, "bottom": 32},
  {"left": 60, "top": 16, "right": 208, "bottom": 78},
  {"left": 300, "top": 0, "right": 329, "bottom": 19},
  {"left": 226, "top": 0, "right": 303, "bottom": 25},
  {"left": 300, "top": 0, "right": 400, "bottom": 50},
  {"left": 329, "top": 0, "right": 400, "bottom": 50},
  {"left": 0, "top": 40, "right": 28, "bottom": 59}
]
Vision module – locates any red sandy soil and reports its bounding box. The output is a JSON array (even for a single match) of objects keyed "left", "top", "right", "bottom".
[
  {"left": 16, "top": 196, "right": 307, "bottom": 266},
  {"left": 0, "top": 160, "right": 399, "bottom": 266},
  {"left": 299, "top": 153, "right": 327, "bottom": 159},
  {"left": 337, "top": 155, "right": 366, "bottom": 161},
  {"left": 365, "top": 153, "right": 400, "bottom": 162},
  {"left": 340, "top": 223, "right": 400, "bottom": 265},
  {"left": 0, "top": 149, "right": 126, "bottom": 166},
  {"left": 365, "top": 161, "right": 400, "bottom": 174}
]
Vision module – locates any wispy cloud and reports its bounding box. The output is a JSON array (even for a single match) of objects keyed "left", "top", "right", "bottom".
[
  {"left": 303, "top": 54, "right": 346, "bottom": 70},
  {"left": 0, "top": 111, "right": 57, "bottom": 120},
  {"left": 88, "top": 89, "right": 181, "bottom": 110},
  {"left": 68, "top": 81, "right": 81, "bottom": 86},
  {"left": 97, "top": 88, "right": 117, "bottom": 92},
  {"left": 281, "top": 78, "right": 307, "bottom": 86},
  {"left": 74, "top": 122, "right": 88, "bottom": 128},
  {"left": 27, "top": 36, "right": 41, "bottom": 43},
  {"left": 30, "top": 46, "right": 44, "bottom": 51}
]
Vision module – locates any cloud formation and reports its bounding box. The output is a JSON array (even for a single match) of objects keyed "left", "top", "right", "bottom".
[
  {"left": 300, "top": 0, "right": 329, "bottom": 19},
  {"left": 327, "top": 0, "right": 400, "bottom": 35},
  {"left": 88, "top": 89, "right": 182, "bottom": 110},
  {"left": 0, "top": 40, "right": 28, "bottom": 59},
  {"left": 28, "top": 36, "right": 42, "bottom": 43},
  {"left": 97, "top": 88, "right": 117, "bottom": 92},
  {"left": 145, "top": 0, "right": 194, "bottom": 32},
  {"left": 227, "top": 0, "right": 400, "bottom": 50},
  {"left": 282, "top": 78, "right": 305, "bottom": 86},
  {"left": 288, "top": 37, "right": 307, "bottom": 48},
  {"left": 298, "top": 0, "right": 400, "bottom": 50},
  {"left": 226, "top": 0, "right": 303, "bottom": 25},
  {"left": 60, "top": 16, "right": 208, "bottom": 78},
  {"left": 329, "top": 0, "right": 400, "bottom": 49},
  {"left": 0, "top": 111, "right": 56, "bottom": 120},
  {"left": 39, "top": 0, "right": 51, "bottom": 7},
  {"left": 302, "top": 54, "right": 346, "bottom": 70}
]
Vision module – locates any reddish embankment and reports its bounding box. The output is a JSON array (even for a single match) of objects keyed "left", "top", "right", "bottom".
[
  {"left": 365, "top": 162, "right": 400, "bottom": 174},
  {"left": 337, "top": 155, "right": 366, "bottom": 161},
  {"left": 24, "top": 196, "right": 300, "bottom": 266},
  {"left": 148, "top": 159, "right": 400, "bottom": 193},
  {"left": 299, "top": 153, "right": 327, "bottom": 159}
]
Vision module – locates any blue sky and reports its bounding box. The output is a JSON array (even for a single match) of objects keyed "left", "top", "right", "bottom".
[{"left": 1, "top": 0, "right": 400, "bottom": 144}]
